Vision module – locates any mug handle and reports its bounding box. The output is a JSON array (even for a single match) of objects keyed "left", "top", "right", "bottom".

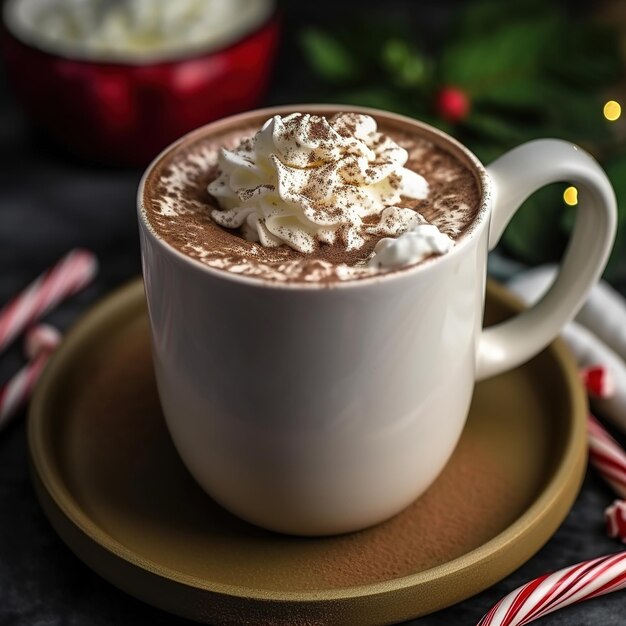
[{"left": 477, "top": 139, "right": 617, "bottom": 381}]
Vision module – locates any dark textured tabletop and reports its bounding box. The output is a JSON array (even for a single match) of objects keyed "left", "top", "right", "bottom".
[{"left": 1, "top": 2, "right": 625, "bottom": 625}]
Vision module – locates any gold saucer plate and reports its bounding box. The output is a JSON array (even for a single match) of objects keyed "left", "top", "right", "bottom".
[{"left": 28, "top": 280, "right": 587, "bottom": 625}]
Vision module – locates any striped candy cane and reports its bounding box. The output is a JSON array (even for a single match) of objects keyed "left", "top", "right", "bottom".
[
  {"left": 24, "top": 323, "right": 62, "bottom": 360},
  {"left": 0, "top": 249, "right": 97, "bottom": 353},
  {"left": 0, "top": 324, "right": 62, "bottom": 431},
  {"left": 587, "top": 414, "right": 626, "bottom": 499},
  {"left": 477, "top": 412, "right": 626, "bottom": 624},
  {"left": 605, "top": 501, "right": 626, "bottom": 542},
  {"left": 581, "top": 365, "right": 615, "bottom": 399},
  {"left": 477, "top": 552, "right": 626, "bottom": 625},
  {"left": 587, "top": 415, "right": 626, "bottom": 541}
]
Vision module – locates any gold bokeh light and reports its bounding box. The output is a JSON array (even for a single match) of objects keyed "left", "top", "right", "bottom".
[
  {"left": 604, "top": 100, "right": 622, "bottom": 122},
  {"left": 563, "top": 186, "right": 578, "bottom": 206}
]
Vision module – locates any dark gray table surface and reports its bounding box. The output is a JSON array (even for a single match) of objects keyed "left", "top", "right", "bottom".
[{"left": 1, "top": 5, "right": 626, "bottom": 624}]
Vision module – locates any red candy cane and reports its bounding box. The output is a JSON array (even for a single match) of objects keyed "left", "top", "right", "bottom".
[
  {"left": 605, "top": 501, "right": 626, "bottom": 542},
  {"left": 24, "top": 324, "right": 63, "bottom": 360},
  {"left": 587, "top": 415, "right": 626, "bottom": 541},
  {"left": 477, "top": 552, "right": 626, "bottom": 626},
  {"left": 0, "top": 324, "right": 61, "bottom": 431},
  {"left": 477, "top": 412, "right": 626, "bottom": 624},
  {"left": 581, "top": 365, "right": 615, "bottom": 399},
  {"left": 587, "top": 414, "right": 626, "bottom": 499},
  {"left": 0, "top": 249, "right": 96, "bottom": 353}
]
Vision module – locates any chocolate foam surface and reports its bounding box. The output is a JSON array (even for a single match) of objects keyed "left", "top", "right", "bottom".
[{"left": 142, "top": 114, "right": 481, "bottom": 283}]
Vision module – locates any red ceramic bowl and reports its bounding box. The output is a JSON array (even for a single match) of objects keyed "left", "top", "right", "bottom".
[{"left": 1, "top": 6, "right": 280, "bottom": 166}]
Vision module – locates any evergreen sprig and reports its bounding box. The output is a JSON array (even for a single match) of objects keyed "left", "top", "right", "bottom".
[{"left": 299, "top": 0, "right": 625, "bottom": 282}]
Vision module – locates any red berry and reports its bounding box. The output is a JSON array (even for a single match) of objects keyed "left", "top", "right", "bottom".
[{"left": 435, "top": 86, "right": 470, "bottom": 123}]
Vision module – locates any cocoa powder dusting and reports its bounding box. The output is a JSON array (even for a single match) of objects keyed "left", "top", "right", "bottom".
[{"left": 142, "top": 114, "right": 481, "bottom": 284}]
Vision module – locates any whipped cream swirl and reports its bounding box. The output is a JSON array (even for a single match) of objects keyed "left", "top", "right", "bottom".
[
  {"left": 369, "top": 214, "right": 454, "bottom": 269},
  {"left": 8, "top": 0, "right": 273, "bottom": 60},
  {"left": 208, "top": 113, "right": 430, "bottom": 253}
]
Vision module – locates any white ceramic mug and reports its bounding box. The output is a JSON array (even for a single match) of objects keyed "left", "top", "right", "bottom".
[{"left": 138, "top": 105, "right": 616, "bottom": 536}]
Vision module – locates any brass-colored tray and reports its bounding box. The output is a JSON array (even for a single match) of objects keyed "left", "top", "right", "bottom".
[{"left": 28, "top": 279, "right": 587, "bottom": 625}]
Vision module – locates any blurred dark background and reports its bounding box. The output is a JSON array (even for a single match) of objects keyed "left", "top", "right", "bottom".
[{"left": 270, "top": 0, "right": 598, "bottom": 99}]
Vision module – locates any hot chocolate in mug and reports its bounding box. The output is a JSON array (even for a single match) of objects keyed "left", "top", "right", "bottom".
[{"left": 138, "top": 105, "right": 616, "bottom": 536}]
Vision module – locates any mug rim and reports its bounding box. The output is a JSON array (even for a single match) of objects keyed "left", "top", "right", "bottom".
[{"left": 137, "top": 104, "right": 493, "bottom": 291}]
